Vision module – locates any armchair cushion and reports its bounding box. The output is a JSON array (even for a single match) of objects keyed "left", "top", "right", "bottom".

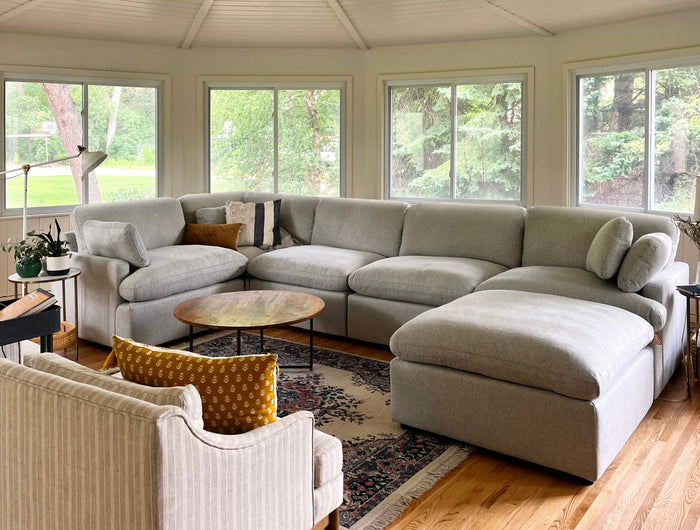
[
  {"left": 83, "top": 220, "right": 150, "bottom": 267},
  {"left": 112, "top": 336, "right": 278, "bottom": 434}
]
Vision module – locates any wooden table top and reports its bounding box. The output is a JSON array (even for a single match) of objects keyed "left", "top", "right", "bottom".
[{"left": 173, "top": 290, "right": 325, "bottom": 330}]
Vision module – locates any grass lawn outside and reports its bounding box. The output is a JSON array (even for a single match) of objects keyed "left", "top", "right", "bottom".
[{"left": 5, "top": 174, "right": 155, "bottom": 208}]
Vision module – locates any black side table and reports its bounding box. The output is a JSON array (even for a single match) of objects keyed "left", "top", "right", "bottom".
[{"left": 0, "top": 303, "right": 61, "bottom": 364}]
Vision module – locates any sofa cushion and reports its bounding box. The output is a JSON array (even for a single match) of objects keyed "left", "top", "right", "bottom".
[
  {"left": 522, "top": 206, "right": 679, "bottom": 269},
  {"left": 247, "top": 245, "right": 385, "bottom": 292},
  {"left": 183, "top": 223, "right": 242, "bottom": 250},
  {"left": 30, "top": 352, "right": 204, "bottom": 428},
  {"left": 399, "top": 202, "right": 527, "bottom": 269},
  {"left": 83, "top": 220, "right": 150, "bottom": 267},
  {"left": 119, "top": 245, "right": 248, "bottom": 302},
  {"left": 390, "top": 290, "right": 655, "bottom": 400},
  {"left": 225, "top": 199, "right": 281, "bottom": 247},
  {"left": 111, "top": 336, "right": 277, "bottom": 434},
  {"left": 349, "top": 256, "right": 507, "bottom": 306},
  {"left": 475, "top": 265, "right": 666, "bottom": 331},
  {"left": 617, "top": 233, "right": 673, "bottom": 293},
  {"left": 585, "top": 216, "right": 633, "bottom": 280},
  {"left": 311, "top": 197, "right": 408, "bottom": 257}
]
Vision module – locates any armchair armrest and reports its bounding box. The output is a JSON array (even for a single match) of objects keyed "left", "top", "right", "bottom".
[
  {"left": 69, "top": 251, "right": 130, "bottom": 345},
  {"left": 159, "top": 410, "right": 316, "bottom": 530}
]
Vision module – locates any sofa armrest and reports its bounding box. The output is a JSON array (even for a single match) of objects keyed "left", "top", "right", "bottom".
[
  {"left": 159, "top": 410, "right": 316, "bottom": 530},
  {"left": 70, "top": 252, "right": 130, "bottom": 345},
  {"left": 641, "top": 261, "right": 690, "bottom": 306}
]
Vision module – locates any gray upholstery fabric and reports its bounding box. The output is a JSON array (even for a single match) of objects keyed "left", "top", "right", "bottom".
[
  {"left": 390, "top": 347, "right": 654, "bottom": 481},
  {"left": 347, "top": 294, "right": 433, "bottom": 345},
  {"left": 119, "top": 245, "right": 247, "bottom": 302},
  {"left": 249, "top": 279, "right": 348, "bottom": 336},
  {"left": 30, "top": 353, "right": 204, "bottom": 428},
  {"left": 244, "top": 192, "right": 321, "bottom": 244},
  {"left": 237, "top": 245, "right": 266, "bottom": 261},
  {"left": 617, "top": 232, "right": 673, "bottom": 292},
  {"left": 195, "top": 205, "right": 226, "bottom": 224},
  {"left": 178, "top": 191, "right": 246, "bottom": 223},
  {"left": 83, "top": 220, "right": 150, "bottom": 267},
  {"left": 476, "top": 265, "right": 667, "bottom": 331},
  {"left": 349, "top": 255, "right": 507, "bottom": 306},
  {"left": 399, "top": 202, "right": 527, "bottom": 269},
  {"left": 585, "top": 216, "right": 633, "bottom": 279},
  {"left": 71, "top": 197, "right": 186, "bottom": 252},
  {"left": 311, "top": 197, "right": 408, "bottom": 256},
  {"left": 248, "top": 245, "right": 385, "bottom": 292},
  {"left": 522, "top": 206, "right": 679, "bottom": 269},
  {"left": 390, "top": 290, "right": 654, "bottom": 400}
]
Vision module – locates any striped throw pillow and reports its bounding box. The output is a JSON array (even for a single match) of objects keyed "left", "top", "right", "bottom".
[{"left": 225, "top": 199, "right": 281, "bottom": 248}]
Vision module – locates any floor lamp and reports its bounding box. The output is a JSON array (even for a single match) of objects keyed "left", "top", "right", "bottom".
[{"left": 0, "top": 145, "right": 108, "bottom": 239}]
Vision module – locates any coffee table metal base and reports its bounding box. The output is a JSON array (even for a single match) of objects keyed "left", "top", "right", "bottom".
[{"left": 187, "top": 318, "right": 315, "bottom": 370}]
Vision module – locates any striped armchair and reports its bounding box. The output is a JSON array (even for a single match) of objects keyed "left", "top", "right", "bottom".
[{"left": 0, "top": 356, "right": 342, "bottom": 530}]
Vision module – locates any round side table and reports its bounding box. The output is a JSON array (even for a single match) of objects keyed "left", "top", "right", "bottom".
[{"left": 8, "top": 267, "right": 81, "bottom": 359}]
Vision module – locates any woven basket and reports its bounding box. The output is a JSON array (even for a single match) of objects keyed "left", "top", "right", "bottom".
[{"left": 31, "top": 321, "right": 76, "bottom": 351}]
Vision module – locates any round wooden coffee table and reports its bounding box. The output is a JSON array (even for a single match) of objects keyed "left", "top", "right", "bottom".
[{"left": 174, "top": 290, "right": 325, "bottom": 370}]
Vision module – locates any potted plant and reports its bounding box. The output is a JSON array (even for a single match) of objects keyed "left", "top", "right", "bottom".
[
  {"left": 28, "top": 218, "right": 71, "bottom": 276},
  {"left": 1, "top": 235, "right": 49, "bottom": 278}
]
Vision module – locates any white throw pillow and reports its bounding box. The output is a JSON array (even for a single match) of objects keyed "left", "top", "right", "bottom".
[
  {"left": 225, "top": 199, "right": 281, "bottom": 247},
  {"left": 83, "top": 220, "right": 149, "bottom": 267},
  {"left": 585, "top": 216, "right": 633, "bottom": 280},
  {"left": 617, "top": 232, "right": 673, "bottom": 292}
]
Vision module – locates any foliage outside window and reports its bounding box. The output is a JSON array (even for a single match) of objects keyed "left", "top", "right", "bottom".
[
  {"left": 4, "top": 78, "right": 159, "bottom": 212},
  {"left": 577, "top": 64, "right": 700, "bottom": 213},
  {"left": 209, "top": 86, "right": 343, "bottom": 196},
  {"left": 387, "top": 77, "right": 525, "bottom": 202}
]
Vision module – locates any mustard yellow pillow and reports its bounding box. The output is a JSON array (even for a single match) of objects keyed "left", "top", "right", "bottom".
[{"left": 109, "top": 336, "right": 278, "bottom": 434}]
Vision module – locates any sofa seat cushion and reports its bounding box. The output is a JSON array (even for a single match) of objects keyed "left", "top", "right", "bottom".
[
  {"left": 390, "top": 290, "right": 655, "bottom": 400},
  {"left": 349, "top": 256, "right": 507, "bottom": 306},
  {"left": 119, "top": 245, "right": 248, "bottom": 302},
  {"left": 313, "top": 430, "right": 343, "bottom": 488},
  {"left": 475, "top": 266, "right": 667, "bottom": 331},
  {"left": 247, "top": 245, "right": 385, "bottom": 292}
]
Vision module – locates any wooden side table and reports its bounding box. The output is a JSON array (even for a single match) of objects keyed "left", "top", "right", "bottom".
[
  {"left": 676, "top": 286, "right": 699, "bottom": 399},
  {"left": 8, "top": 267, "right": 81, "bottom": 360}
]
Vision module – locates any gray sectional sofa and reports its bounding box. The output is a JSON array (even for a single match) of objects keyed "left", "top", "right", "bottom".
[{"left": 67, "top": 191, "right": 688, "bottom": 481}]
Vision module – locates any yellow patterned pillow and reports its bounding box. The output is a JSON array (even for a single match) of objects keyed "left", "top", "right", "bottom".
[{"left": 110, "top": 336, "right": 278, "bottom": 434}]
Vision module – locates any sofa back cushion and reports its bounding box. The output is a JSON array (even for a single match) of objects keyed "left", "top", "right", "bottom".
[
  {"left": 399, "top": 202, "right": 527, "bottom": 269},
  {"left": 522, "top": 206, "right": 679, "bottom": 269},
  {"left": 72, "top": 197, "right": 186, "bottom": 252},
  {"left": 311, "top": 197, "right": 409, "bottom": 256}
]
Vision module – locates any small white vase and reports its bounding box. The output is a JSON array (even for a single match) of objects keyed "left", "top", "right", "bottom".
[{"left": 46, "top": 255, "right": 70, "bottom": 276}]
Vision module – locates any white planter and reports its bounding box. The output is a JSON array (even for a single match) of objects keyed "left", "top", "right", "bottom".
[{"left": 46, "top": 255, "right": 70, "bottom": 276}]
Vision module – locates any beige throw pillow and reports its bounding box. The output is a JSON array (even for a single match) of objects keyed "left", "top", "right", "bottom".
[
  {"left": 585, "top": 216, "right": 633, "bottom": 280},
  {"left": 617, "top": 232, "right": 673, "bottom": 292},
  {"left": 225, "top": 199, "right": 281, "bottom": 247}
]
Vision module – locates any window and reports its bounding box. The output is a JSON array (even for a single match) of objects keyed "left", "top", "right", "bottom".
[
  {"left": 3, "top": 76, "right": 161, "bottom": 214},
  {"left": 207, "top": 84, "right": 345, "bottom": 196},
  {"left": 385, "top": 75, "right": 527, "bottom": 202},
  {"left": 575, "top": 63, "right": 700, "bottom": 213}
]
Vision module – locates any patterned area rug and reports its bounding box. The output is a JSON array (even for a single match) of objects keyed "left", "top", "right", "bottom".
[{"left": 188, "top": 332, "right": 471, "bottom": 530}]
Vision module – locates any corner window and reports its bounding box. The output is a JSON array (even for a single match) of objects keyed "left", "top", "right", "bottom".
[
  {"left": 3, "top": 76, "right": 161, "bottom": 214},
  {"left": 385, "top": 75, "right": 526, "bottom": 203},
  {"left": 207, "top": 84, "right": 345, "bottom": 196},
  {"left": 575, "top": 63, "right": 700, "bottom": 213}
]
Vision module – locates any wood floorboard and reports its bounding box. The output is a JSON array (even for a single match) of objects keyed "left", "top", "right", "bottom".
[{"left": 69, "top": 329, "right": 700, "bottom": 530}]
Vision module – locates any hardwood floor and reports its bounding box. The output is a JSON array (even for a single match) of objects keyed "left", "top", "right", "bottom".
[{"left": 72, "top": 330, "right": 700, "bottom": 529}]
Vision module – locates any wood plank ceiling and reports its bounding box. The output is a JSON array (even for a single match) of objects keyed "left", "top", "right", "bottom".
[{"left": 0, "top": 0, "right": 697, "bottom": 49}]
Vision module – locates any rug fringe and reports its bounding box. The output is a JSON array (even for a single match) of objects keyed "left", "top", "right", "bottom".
[{"left": 350, "top": 445, "right": 472, "bottom": 529}]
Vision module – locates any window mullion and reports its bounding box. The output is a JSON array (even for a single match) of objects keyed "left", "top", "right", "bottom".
[
  {"left": 451, "top": 84, "right": 457, "bottom": 200},
  {"left": 646, "top": 69, "right": 655, "bottom": 212},
  {"left": 273, "top": 89, "right": 279, "bottom": 194},
  {"left": 82, "top": 83, "right": 89, "bottom": 205}
]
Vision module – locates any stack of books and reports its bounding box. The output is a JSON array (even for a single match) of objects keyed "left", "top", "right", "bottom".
[{"left": 0, "top": 289, "right": 57, "bottom": 322}]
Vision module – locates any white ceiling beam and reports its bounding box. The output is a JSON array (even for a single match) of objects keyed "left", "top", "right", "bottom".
[
  {"left": 326, "top": 0, "right": 368, "bottom": 50},
  {"left": 181, "top": 0, "right": 215, "bottom": 49},
  {"left": 470, "top": 0, "right": 553, "bottom": 37},
  {"left": 0, "top": 0, "right": 51, "bottom": 25}
]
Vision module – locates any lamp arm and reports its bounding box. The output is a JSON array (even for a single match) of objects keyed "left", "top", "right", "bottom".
[{"left": 23, "top": 152, "right": 81, "bottom": 171}]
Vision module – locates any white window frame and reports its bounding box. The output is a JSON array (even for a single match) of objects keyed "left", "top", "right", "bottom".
[
  {"left": 379, "top": 67, "right": 534, "bottom": 205},
  {"left": 566, "top": 48, "right": 700, "bottom": 213},
  {"left": 200, "top": 76, "right": 351, "bottom": 197},
  {"left": 0, "top": 65, "right": 167, "bottom": 217}
]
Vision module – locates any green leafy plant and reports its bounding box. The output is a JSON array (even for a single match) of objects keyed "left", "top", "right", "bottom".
[
  {"left": 1, "top": 235, "right": 49, "bottom": 265},
  {"left": 28, "top": 218, "right": 69, "bottom": 257}
]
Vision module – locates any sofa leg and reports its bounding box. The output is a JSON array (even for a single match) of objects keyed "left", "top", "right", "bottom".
[{"left": 327, "top": 508, "right": 340, "bottom": 530}]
